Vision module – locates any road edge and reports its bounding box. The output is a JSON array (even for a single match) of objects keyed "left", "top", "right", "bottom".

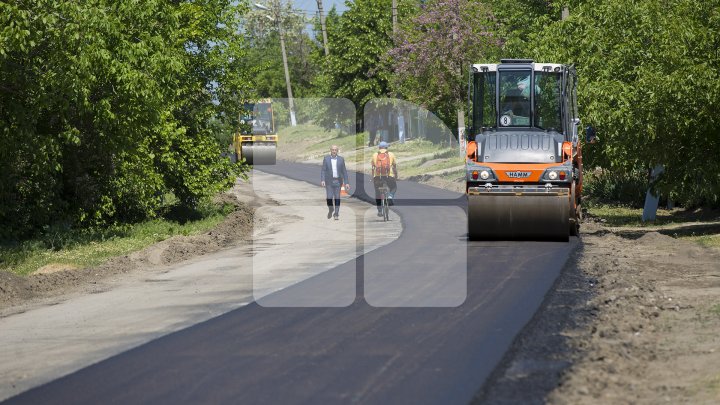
[{"left": 471, "top": 237, "right": 592, "bottom": 404}]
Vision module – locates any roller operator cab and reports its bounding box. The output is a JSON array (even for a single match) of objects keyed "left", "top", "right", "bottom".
[
  {"left": 233, "top": 99, "right": 277, "bottom": 165},
  {"left": 466, "top": 59, "right": 584, "bottom": 241}
]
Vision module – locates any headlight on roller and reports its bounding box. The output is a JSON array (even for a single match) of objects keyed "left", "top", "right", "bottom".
[
  {"left": 468, "top": 166, "right": 495, "bottom": 182},
  {"left": 543, "top": 167, "right": 571, "bottom": 182}
]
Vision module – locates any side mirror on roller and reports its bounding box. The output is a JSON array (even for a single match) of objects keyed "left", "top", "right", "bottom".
[{"left": 585, "top": 126, "right": 598, "bottom": 144}]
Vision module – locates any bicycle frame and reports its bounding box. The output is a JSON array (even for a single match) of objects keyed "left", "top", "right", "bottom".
[{"left": 378, "top": 181, "right": 391, "bottom": 221}]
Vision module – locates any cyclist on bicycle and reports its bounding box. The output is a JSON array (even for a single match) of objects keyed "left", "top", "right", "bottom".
[{"left": 371, "top": 141, "right": 398, "bottom": 217}]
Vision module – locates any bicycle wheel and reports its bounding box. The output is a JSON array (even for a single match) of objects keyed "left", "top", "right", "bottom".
[{"left": 383, "top": 196, "right": 390, "bottom": 221}]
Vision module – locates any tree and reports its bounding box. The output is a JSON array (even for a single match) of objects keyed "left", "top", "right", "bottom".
[
  {"left": 530, "top": 0, "right": 720, "bottom": 206},
  {"left": 316, "top": 0, "right": 412, "bottom": 114},
  {"left": 488, "top": 0, "right": 564, "bottom": 57},
  {"left": 389, "top": 0, "right": 500, "bottom": 129},
  {"left": 0, "top": 0, "right": 251, "bottom": 238},
  {"left": 242, "top": 0, "right": 320, "bottom": 99}
]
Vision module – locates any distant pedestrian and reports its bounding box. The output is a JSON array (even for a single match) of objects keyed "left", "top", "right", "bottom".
[
  {"left": 366, "top": 113, "right": 378, "bottom": 147},
  {"left": 320, "top": 145, "right": 350, "bottom": 220}
]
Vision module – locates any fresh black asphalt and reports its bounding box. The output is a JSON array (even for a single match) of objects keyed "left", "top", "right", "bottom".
[{"left": 4, "top": 161, "right": 578, "bottom": 405}]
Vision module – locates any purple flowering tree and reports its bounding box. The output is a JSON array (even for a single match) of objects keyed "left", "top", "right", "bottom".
[{"left": 389, "top": 0, "right": 500, "bottom": 130}]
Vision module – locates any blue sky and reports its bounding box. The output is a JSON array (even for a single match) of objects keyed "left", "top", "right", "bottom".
[
  {"left": 286, "top": 0, "right": 347, "bottom": 38},
  {"left": 328, "top": 0, "right": 348, "bottom": 13},
  {"left": 292, "top": 0, "right": 348, "bottom": 15}
]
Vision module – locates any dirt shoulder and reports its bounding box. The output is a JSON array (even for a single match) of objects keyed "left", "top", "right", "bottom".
[
  {"left": 475, "top": 218, "right": 720, "bottom": 404},
  {"left": 0, "top": 181, "right": 257, "bottom": 314},
  {"left": 547, "top": 222, "right": 720, "bottom": 404}
]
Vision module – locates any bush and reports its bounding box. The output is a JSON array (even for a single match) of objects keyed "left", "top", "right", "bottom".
[
  {"left": 0, "top": 0, "right": 249, "bottom": 240},
  {"left": 582, "top": 168, "right": 648, "bottom": 208}
]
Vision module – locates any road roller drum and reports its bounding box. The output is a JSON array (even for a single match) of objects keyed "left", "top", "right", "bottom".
[
  {"left": 468, "top": 192, "right": 570, "bottom": 241},
  {"left": 241, "top": 142, "right": 276, "bottom": 165}
]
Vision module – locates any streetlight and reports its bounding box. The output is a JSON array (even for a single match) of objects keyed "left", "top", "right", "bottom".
[{"left": 255, "top": 2, "right": 297, "bottom": 126}]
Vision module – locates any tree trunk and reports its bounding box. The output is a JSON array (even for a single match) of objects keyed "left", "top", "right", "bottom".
[{"left": 457, "top": 108, "right": 466, "bottom": 155}]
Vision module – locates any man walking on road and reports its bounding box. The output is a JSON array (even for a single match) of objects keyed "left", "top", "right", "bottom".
[{"left": 320, "top": 145, "right": 350, "bottom": 220}]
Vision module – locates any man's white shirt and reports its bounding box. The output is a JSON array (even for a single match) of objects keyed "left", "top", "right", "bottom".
[{"left": 331, "top": 157, "right": 338, "bottom": 178}]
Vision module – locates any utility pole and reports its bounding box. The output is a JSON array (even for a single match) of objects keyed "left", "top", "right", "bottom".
[
  {"left": 278, "top": 26, "right": 296, "bottom": 126},
  {"left": 316, "top": 0, "right": 329, "bottom": 56},
  {"left": 392, "top": 0, "right": 398, "bottom": 37},
  {"left": 255, "top": 2, "right": 297, "bottom": 126}
]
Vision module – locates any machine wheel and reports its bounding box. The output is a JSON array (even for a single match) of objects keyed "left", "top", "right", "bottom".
[
  {"left": 468, "top": 194, "right": 570, "bottom": 241},
  {"left": 241, "top": 143, "right": 277, "bottom": 165}
]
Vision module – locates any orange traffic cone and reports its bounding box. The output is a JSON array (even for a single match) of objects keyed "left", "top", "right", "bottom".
[{"left": 340, "top": 184, "right": 349, "bottom": 197}]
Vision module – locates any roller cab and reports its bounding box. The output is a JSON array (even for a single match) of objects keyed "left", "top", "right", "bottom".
[
  {"left": 233, "top": 99, "right": 277, "bottom": 165},
  {"left": 466, "top": 60, "right": 583, "bottom": 241}
]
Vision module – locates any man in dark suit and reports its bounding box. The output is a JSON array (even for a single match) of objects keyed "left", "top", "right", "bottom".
[{"left": 320, "top": 145, "right": 350, "bottom": 220}]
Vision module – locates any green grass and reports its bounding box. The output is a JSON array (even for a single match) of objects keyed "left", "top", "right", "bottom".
[
  {"left": 587, "top": 204, "right": 720, "bottom": 250},
  {"left": 585, "top": 205, "right": 665, "bottom": 227},
  {"left": 278, "top": 124, "right": 366, "bottom": 159},
  {"left": 0, "top": 201, "right": 236, "bottom": 276},
  {"left": 278, "top": 127, "right": 464, "bottom": 174},
  {"left": 305, "top": 132, "right": 366, "bottom": 157},
  {"left": 439, "top": 171, "right": 466, "bottom": 182},
  {"left": 681, "top": 234, "right": 720, "bottom": 250},
  {"left": 278, "top": 124, "right": 339, "bottom": 144},
  {"left": 388, "top": 143, "right": 463, "bottom": 178},
  {"left": 401, "top": 154, "right": 464, "bottom": 178},
  {"left": 586, "top": 204, "right": 720, "bottom": 227},
  {"left": 350, "top": 140, "right": 464, "bottom": 175},
  {"left": 390, "top": 139, "right": 447, "bottom": 156}
]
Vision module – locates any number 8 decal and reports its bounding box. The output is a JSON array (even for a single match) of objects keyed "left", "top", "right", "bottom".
[{"left": 500, "top": 115, "right": 512, "bottom": 126}]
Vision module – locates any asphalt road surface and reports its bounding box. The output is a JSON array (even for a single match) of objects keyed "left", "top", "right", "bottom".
[{"left": 5, "top": 161, "right": 577, "bottom": 405}]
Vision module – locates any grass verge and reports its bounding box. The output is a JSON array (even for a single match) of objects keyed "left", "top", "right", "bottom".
[
  {"left": 0, "top": 200, "right": 236, "bottom": 277},
  {"left": 277, "top": 124, "right": 366, "bottom": 161},
  {"left": 400, "top": 149, "right": 464, "bottom": 178},
  {"left": 587, "top": 204, "right": 720, "bottom": 250},
  {"left": 585, "top": 205, "right": 677, "bottom": 227},
  {"left": 586, "top": 205, "right": 720, "bottom": 227},
  {"left": 680, "top": 234, "right": 720, "bottom": 250}
]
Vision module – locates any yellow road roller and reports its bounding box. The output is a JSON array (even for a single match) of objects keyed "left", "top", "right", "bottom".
[
  {"left": 466, "top": 59, "right": 593, "bottom": 241},
  {"left": 233, "top": 99, "right": 277, "bottom": 165}
]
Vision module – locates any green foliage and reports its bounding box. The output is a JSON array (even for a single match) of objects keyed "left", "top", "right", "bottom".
[
  {"left": 489, "top": 0, "right": 562, "bottom": 56},
  {"left": 241, "top": 0, "right": 320, "bottom": 99},
  {"left": 209, "top": 116, "right": 235, "bottom": 147},
  {"left": 527, "top": 0, "right": 720, "bottom": 207},
  {"left": 0, "top": 0, "right": 250, "bottom": 239},
  {"left": 0, "top": 197, "right": 236, "bottom": 276},
  {"left": 316, "top": 0, "right": 410, "bottom": 112},
  {"left": 582, "top": 168, "right": 648, "bottom": 207},
  {"left": 389, "top": 0, "right": 501, "bottom": 128}
]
